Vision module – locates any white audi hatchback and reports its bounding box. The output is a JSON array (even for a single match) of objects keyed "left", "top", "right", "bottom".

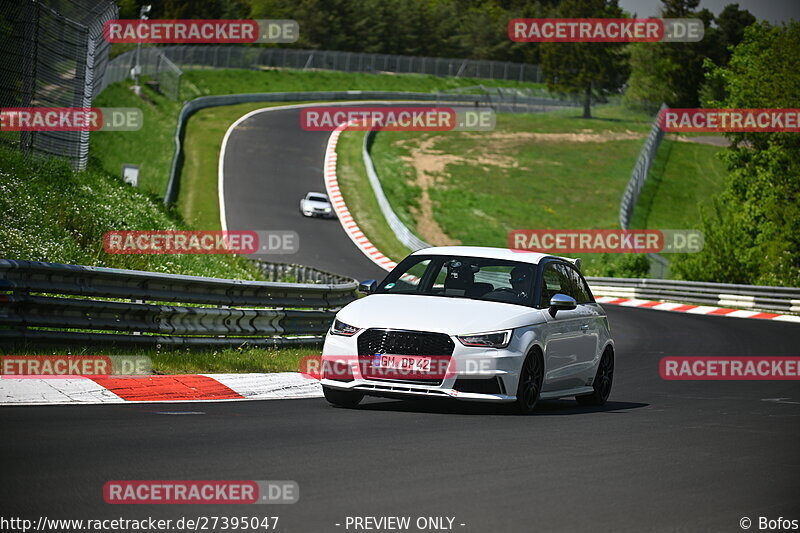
[{"left": 321, "top": 246, "right": 614, "bottom": 413}]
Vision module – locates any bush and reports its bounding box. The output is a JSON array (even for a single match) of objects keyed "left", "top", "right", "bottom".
[{"left": 0, "top": 146, "right": 262, "bottom": 280}]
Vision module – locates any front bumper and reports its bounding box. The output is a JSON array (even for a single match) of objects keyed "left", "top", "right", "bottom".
[
  {"left": 303, "top": 209, "right": 336, "bottom": 218},
  {"left": 322, "top": 329, "right": 523, "bottom": 403}
]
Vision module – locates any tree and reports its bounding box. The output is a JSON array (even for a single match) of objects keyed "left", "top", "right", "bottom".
[
  {"left": 672, "top": 21, "right": 800, "bottom": 286},
  {"left": 623, "top": 41, "right": 678, "bottom": 112},
  {"left": 713, "top": 2, "right": 756, "bottom": 63},
  {"left": 540, "top": 0, "right": 629, "bottom": 118},
  {"left": 624, "top": 1, "right": 756, "bottom": 109}
]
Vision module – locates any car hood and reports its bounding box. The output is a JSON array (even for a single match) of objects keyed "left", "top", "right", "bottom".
[
  {"left": 336, "top": 294, "right": 546, "bottom": 335},
  {"left": 303, "top": 200, "right": 330, "bottom": 209}
]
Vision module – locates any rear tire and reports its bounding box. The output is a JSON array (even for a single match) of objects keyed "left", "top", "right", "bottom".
[
  {"left": 512, "top": 349, "right": 544, "bottom": 414},
  {"left": 323, "top": 386, "right": 364, "bottom": 408},
  {"left": 576, "top": 348, "right": 614, "bottom": 406}
]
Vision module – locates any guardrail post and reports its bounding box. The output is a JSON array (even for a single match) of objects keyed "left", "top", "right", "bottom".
[{"left": 131, "top": 299, "right": 143, "bottom": 335}]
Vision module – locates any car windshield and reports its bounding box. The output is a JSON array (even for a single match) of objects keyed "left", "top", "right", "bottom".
[
  {"left": 376, "top": 254, "right": 536, "bottom": 306},
  {"left": 308, "top": 195, "right": 328, "bottom": 203}
]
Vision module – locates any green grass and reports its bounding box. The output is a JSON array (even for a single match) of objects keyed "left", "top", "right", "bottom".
[
  {"left": 180, "top": 102, "right": 272, "bottom": 230},
  {"left": 629, "top": 139, "right": 728, "bottom": 230},
  {"left": 0, "top": 144, "right": 261, "bottom": 279},
  {"left": 92, "top": 68, "right": 547, "bottom": 206},
  {"left": 180, "top": 68, "right": 545, "bottom": 96},
  {"left": 91, "top": 82, "right": 183, "bottom": 198},
  {"left": 0, "top": 142, "right": 325, "bottom": 373},
  {"left": 364, "top": 105, "right": 664, "bottom": 275},
  {"left": 336, "top": 131, "right": 414, "bottom": 262},
  {"left": 180, "top": 101, "right": 318, "bottom": 229},
  {"left": 0, "top": 344, "right": 321, "bottom": 374}
]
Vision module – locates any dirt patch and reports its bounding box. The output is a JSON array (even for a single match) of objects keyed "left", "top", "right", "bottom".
[
  {"left": 399, "top": 136, "right": 461, "bottom": 246},
  {"left": 460, "top": 130, "right": 645, "bottom": 152},
  {"left": 393, "top": 129, "right": 644, "bottom": 244}
]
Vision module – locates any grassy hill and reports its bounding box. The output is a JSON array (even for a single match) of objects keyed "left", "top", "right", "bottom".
[
  {"left": 0, "top": 145, "right": 260, "bottom": 279},
  {"left": 338, "top": 106, "right": 728, "bottom": 278},
  {"left": 91, "top": 68, "right": 546, "bottom": 201}
]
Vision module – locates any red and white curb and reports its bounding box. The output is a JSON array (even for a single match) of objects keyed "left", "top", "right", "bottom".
[
  {"left": 595, "top": 296, "right": 800, "bottom": 323},
  {"left": 0, "top": 373, "right": 322, "bottom": 406},
  {"left": 323, "top": 125, "right": 799, "bottom": 324},
  {"left": 324, "top": 123, "right": 398, "bottom": 273}
]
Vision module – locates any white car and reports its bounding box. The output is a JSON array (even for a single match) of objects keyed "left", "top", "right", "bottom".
[
  {"left": 299, "top": 192, "right": 335, "bottom": 218},
  {"left": 321, "top": 246, "right": 614, "bottom": 413}
]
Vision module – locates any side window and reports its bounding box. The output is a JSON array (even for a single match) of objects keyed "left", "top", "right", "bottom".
[
  {"left": 564, "top": 266, "right": 594, "bottom": 304},
  {"left": 539, "top": 263, "right": 575, "bottom": 307}
]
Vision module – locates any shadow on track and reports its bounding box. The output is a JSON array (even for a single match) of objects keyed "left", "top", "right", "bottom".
[{"left": 350, "top": 397, "right": 648, "bottom": 416}]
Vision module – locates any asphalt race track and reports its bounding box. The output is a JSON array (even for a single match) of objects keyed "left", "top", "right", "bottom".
[
  {"left": 221, "top": 104, "right": 388, "bottom": 282},
  {"left": 2, "top": 104, "right": 799, "bottom": 532},
  {"left": 2, "top": 306, "right": 800, "bottom": 531}
]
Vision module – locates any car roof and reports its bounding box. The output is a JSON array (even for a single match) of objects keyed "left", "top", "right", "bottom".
[
  {"left": 410, "top": 246, "right": 566, "bottom": 265},
  {"left": 306, "top": 192, "right": 328, "bottom": 198}
]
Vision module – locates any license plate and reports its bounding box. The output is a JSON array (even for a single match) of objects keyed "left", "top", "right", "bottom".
[{"left": 373, "top": 354, "right": 431, "bottom": 372}]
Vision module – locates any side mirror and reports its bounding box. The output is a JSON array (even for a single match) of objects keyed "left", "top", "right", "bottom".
[
  {"left": 358, "top": 279, "right": 377, "bottom": 294},
  {"left": 549, "top": 293, "right": 577, "bottom": 317}
]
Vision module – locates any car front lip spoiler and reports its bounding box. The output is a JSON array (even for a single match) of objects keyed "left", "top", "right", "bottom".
[{"left": 321, "top": 378, "right": 515, "bottom": 402}]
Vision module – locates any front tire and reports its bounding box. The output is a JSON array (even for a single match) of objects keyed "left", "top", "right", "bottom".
[
  {"left": 576, "top": 348, "right": 614, "bottom": 406},
  {"left": 512, "top": 349, "right": 544, "bottom": 414},
  {"left": 323, "top": 386, "right": 364, "bottom": 408}
]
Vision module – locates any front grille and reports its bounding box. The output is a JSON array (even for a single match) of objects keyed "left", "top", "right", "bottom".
[
  {"left": 357, "top": 329, "right": 454, "bottom": 386},
  {"left": 357, "top": 328, "right": 454, "bottom": 357}
]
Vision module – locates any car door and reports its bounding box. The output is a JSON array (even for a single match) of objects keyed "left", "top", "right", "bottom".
[
  {"left": 539, "top": 262, "right": 594, "bottom": 391},
  {"left": 563, "top": 264, "right": 602, "bottom": 377}
]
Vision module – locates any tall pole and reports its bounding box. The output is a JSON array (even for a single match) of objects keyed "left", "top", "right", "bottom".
[{"left": 133, "top": 5, "right": 151, "bottom": 96}]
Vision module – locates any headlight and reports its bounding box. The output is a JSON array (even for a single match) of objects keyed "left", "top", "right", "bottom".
[
  {"left": 324, "top": 207, "right": 332, "bottom": 212},
  {"left": 456, "top": 329, "right": 512, "bottom": 348},
  {"left": 330, "top": 318, "right": 361, "bottom": 337}
]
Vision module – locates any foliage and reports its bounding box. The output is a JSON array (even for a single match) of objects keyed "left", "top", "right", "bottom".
[
  {"left": 540, "top": 0, "right": 629, "bottom": 118},
  {"left": 624, "top": 0, "right": 756, "bottom": 109},
  {"left": 672, "top": 21, "right": 800, "bottom": 286},
  {"left": 117, "top": 0, "right": 559, "bottom": 64},
  {"left": 0, "top": 145, "right": 262, "bottom": 280}
]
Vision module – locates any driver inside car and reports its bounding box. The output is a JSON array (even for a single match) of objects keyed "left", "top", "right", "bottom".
[{"left": 484, "top": 264, "right": 532, "bottom": 304}]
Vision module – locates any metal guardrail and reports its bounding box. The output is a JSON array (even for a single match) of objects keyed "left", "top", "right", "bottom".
[
  {"left": 253, "top": 260, "right": 356, "bottom": 284},
  {"left": 102, "top": 45, "right": 544, "bottom": 85},
  {"left": 616, "top": 103, "right": 670, "bottom": 277},
  {"left": 0, "top": 259, "right": 357, "bottom": 347},
  {"left": 438, "top": 84, "right": 586, "bottom": 111},
  {"left": 362, "top": 130, "right": 430, "bottom": 252},
  {"left": 1, "top": 261, "right": 796, "bottom": 350},
  {"left": 586, "top": 276, "right": 800, "bottom": 314},
  {"left": 164, "top": 90, "right": 575, "bottom": 206},
  {"left": 619, "top": 103, "right": 668, "bottom": 230}
]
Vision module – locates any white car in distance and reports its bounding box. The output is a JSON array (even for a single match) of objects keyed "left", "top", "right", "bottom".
[
  {"left": 321, "top": 246, "right": 615, "bottom": 413},
  {"left": 299, "top": 192, "right": 335, "bottom": 218}
]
